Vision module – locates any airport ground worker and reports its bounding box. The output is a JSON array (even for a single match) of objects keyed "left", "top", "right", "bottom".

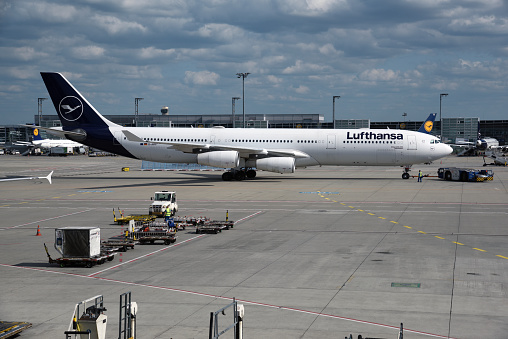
[
  {"left": 418, "top": 170, "right": 423, "bottom": 182},
  {"left": 164, "top": 206, "right": 172, "bottom": 219}
]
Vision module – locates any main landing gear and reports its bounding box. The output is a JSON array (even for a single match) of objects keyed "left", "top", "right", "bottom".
[
  {"left": 222, "top": 168, "right": 257, "bottom": 181},
  {"left": 402, "top": 166, "right": 411, "bottom": 179}
]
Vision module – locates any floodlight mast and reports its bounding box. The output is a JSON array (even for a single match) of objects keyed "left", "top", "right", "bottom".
[
  {"left": 333, "top": 96, "right": 340, "bottom": 129},
  {"left": 38, "top": 97, "right": 48, "bottom": 126},
  {"left": 440, "top": 93, "right": 448, "bottom": 136},
  {"left": 236, "top": 73, "right": 250, "bottom": 128},
  {"left": 232, "top": 97, "right": 241, "bottom": 128},
  {"left": 135, "top": 98, "right": 144, "bottom": 127}
]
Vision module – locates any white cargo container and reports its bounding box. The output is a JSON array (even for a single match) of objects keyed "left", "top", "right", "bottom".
[{"left": 55, "top": 227, "right": 101, "bottom": 258}]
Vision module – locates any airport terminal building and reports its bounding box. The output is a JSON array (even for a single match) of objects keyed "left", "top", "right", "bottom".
[{"left": 1, "top": 113, "right": 507, "bottom": 146}]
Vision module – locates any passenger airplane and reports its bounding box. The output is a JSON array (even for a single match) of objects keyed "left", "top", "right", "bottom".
[
  {"left": 31, "top": 128, "right": 83, "bottom": 149},
  {"left": 30, "top": 72, "right": 452, "bottom": 180},
  {"left": 8, "top": 128, "right": 83, "bottom": 155}
]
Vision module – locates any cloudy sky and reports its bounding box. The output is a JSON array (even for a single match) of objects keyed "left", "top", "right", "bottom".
[{"left": 1, "top": 0, "right": 507, "bottom": 126}]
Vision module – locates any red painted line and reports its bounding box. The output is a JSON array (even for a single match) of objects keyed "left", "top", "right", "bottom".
[{"left": 0, "top": 263, "right": 457, "bottom": 338}]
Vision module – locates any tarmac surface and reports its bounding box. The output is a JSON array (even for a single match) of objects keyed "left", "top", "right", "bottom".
[{"left": 0, "top": 154, "right": 507, "bottom": 339}]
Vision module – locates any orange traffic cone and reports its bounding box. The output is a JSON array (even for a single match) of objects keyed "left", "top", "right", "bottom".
[{"left": 36, "top": 225, "right": 41, "bottom": 236}]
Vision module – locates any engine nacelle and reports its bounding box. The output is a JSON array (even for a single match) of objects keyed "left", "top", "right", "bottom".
[
  {"left": 256, "top": 157, "right": 295, "bottom": 174},
  {"left": 197, "top": 151, "right": 239, "bottom": 168}
]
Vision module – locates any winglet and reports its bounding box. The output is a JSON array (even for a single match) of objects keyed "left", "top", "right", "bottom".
[
  {"left": 418, "top": 113, "right": 437, "bottom": 134},
  {"left": 42, "top": 171, "right": 53, "bottom": 185}
]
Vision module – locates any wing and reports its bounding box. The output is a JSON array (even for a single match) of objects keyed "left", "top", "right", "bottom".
[{"left": 122, "top": 130, "right": 310, "bottom": 159}]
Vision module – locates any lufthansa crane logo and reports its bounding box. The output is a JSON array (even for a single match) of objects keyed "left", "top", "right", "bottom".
[
  {"left": 424, "top": 121, "right": 433, "bottom": 133},
  {"left": 34, "top": 128, "right": 39, "bottom": 136},
  {"left": 59, "top": 96, "right": 83, "bottom": 121}
]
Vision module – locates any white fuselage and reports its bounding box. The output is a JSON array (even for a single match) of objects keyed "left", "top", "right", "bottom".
[
  {"left": 34, "top": 139, "right": 83, "bottom": 149},
  {"left": 111, "top": 126, "right": 452, "bottom": 167}
]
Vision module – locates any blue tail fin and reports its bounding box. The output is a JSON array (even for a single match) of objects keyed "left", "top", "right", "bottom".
[
  {"left": 418, "top": 113, "right": 437, "bottom": 134},
  {"left": 40, "top": 72, "right": 135, "bottom": 158},
  {"left": 33, "top": 128, "right": 43, "bottom": 141},
  {"left": 40, "top": 72, "right": 115, "bottom": 130}
]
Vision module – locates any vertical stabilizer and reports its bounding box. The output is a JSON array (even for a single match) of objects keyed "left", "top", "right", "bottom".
[
  {"left": 40, "top": 72, "right": 116, "bottom": 130},
  {"left": 32, "top": 127, "right": 43, "bottom": 141},
  {"left": 417, "top": 113, "right": 437, "bottom": 134}
]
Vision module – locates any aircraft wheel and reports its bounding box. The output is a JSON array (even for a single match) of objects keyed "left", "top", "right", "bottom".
[
  {"left": 402, "top": 173, "right": 410, "bottom": 179},
  {"left": 246, "top": 169, "right": 256, "bottom": 178},
  {"left": 234, "top": 171, "right": 246, "bottom": 181},
  {"left": 222, "top": 172, "right": 233, "bottom": 181}
]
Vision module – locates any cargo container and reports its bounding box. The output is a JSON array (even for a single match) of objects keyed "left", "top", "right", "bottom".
[{"left": 55, "top": 227, "right": 101, "bottom": 258}]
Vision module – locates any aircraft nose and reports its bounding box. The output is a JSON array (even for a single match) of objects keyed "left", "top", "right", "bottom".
[{"left": 443, "top": 144, "right": 453, "bottom": 155}]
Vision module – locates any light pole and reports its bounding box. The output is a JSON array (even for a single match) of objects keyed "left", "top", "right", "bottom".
[
  {"left": 332, "top": 96, "right": 340, "bottom": 129},
  {"left": 236, "top": 73, "right": 250, "bottom": 128},
  {"left": 135, "top": 98, "right": 143, "bottom": 127},
  {"left": 232, "top": 97, "right": 241, "bottom": 128},
  {"left": 440, "top": 93, "right": 448, "bottom": 137},
  {"left": 37, "top": 97, "right": 47, "bottom": 126}
]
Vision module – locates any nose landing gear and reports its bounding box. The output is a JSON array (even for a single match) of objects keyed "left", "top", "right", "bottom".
[{"left": 402, "top": 166, "right": 411, "bottom": 179}]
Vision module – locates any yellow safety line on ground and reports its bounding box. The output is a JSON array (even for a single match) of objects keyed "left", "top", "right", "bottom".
[{"left": 316, "top": 193, "right": 508, "bottom": 261}]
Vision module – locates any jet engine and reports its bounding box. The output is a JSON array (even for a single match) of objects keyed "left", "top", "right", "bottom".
[
  {"left": 256, "top": 157, "right": 295, "bottom": 174},
  {"left": 197, "top": 151, "right": 240, "bottom": 168}
]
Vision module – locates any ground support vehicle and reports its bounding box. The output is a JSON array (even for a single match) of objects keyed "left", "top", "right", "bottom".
[
  {"left": 149, "top": 191, "right": 178, "bottom": 217},
  {"left": 173, "top": 216, "right": 210, "bottom": 226},
  {"left": 113, "top": 208, "right": 156, "bottom": 224},
  {"left": 49, "top": 146, "right": 72, "bottom": 156},
  {"left": 203, "top": 220, "right": 235, "bottom": 230},
  {"left": 173, "top": 220, "right": 191, "bottom": 230},
  {"left": 438, "top": 167, "right": 494, "bottom": 182},
  {"left": 128, "top": 222, "right": 177, "bottom": 245},
  {"left": 195, "top": 224, "right": 226, "bottom": 234},
  {"left": 101, "top": 239, "right": 135, "bottom": 252},
  {"left": 0, "top": 321, "right": 32, "bottom": 338},
  {"left": 44, "top": 243, "right": 115, "bottom": 268}
]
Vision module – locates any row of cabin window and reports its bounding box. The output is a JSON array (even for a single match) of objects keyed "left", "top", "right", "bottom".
[
  {"left": 231, "top": 139, "right": 293, "bottom": 143},
  {"left": 343, "top": 140, "right": 398, "bottom": 144},
  {"left": 143, "top": 138, "right": 298, "bottom": 143},
  {"left": 144, "top": 138, "right": 208, "bottom": 142},
  {"left": 141, "top": 138, "right": 404, "bottom": 145}
]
